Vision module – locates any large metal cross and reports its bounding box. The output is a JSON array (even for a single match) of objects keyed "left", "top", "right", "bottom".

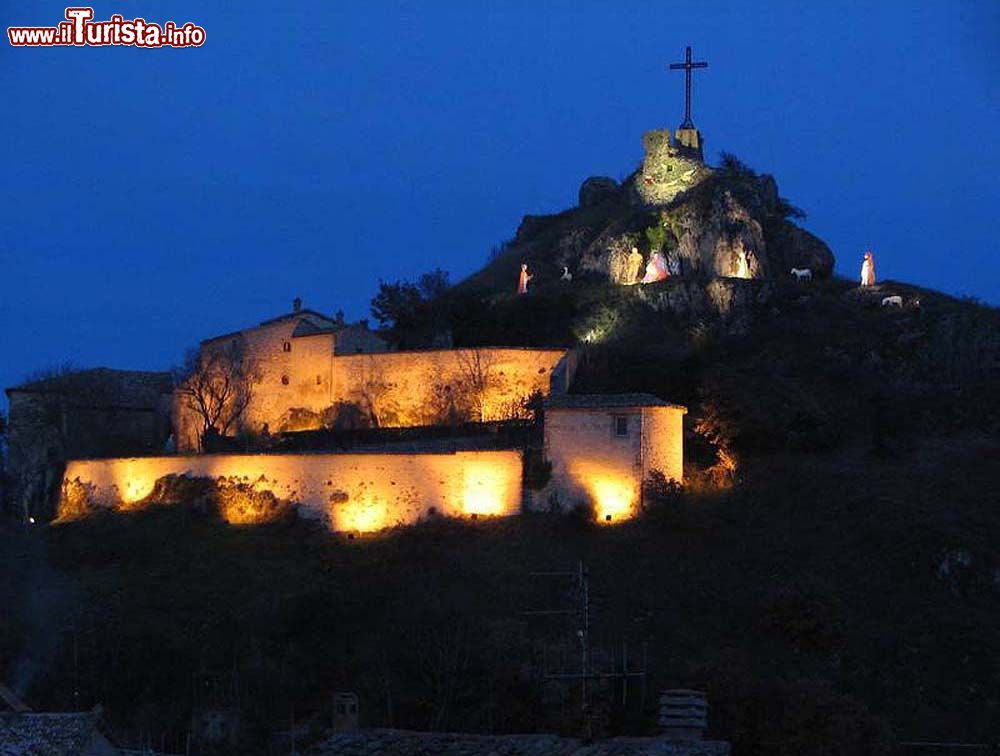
[{"left": 669, "top": 46, "right": 708, "bottom": 129}]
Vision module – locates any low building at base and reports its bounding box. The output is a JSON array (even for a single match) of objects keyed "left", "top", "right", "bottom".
[
  {"left": 4, "top": 368, "right": 173, "bottom": 519},
  {"left": 542, "top": 394, "right": 686, "bottom": 522}
]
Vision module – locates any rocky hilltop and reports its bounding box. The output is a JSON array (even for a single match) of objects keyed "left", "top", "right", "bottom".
[{"left": 510, "top": 136, "right": 834, "bottom": 291}]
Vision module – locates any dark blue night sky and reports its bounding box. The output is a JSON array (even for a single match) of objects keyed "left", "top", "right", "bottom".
[{"left": 1, "top": 1, "right": 997, "bottom": 402}]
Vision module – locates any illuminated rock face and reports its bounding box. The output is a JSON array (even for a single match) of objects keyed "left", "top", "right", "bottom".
[
  {"left": 540, "top": 395, "right": 685, "bottom": 524},
  {"left": 59, "top": 450, "right": 523, "bottom": 532},
  {"left": 636, "top": 129, "right": 712, "bottom": 206}
]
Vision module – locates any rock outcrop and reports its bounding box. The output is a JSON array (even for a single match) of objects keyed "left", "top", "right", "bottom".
[
  {"left": 503, "top": 144, "right": 835, "bottom": 297},
  {"left": 578, "top": 176, "right": 621, "bottom": 208}
]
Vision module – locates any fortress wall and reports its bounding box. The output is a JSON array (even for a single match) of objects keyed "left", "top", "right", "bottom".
[
  {"left": 175, "top": 342, "right": 569, "bottom": 450},
  {"left": 61, "top": 449, "right": 523, "bottom": 532},
  {"left": 332, "top": 348, "right": 569, "bottom": 426}
]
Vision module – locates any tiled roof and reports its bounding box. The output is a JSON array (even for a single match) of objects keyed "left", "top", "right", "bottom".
[
  {"left": 258, "top": 308, "right": 339, "bottom": 327},
  {"left": 6, "top": 368, "right": 172, "bottom": 408},
  {"left": 545, "top": 393, "right": 687, "bottom": 412},
  {"left": 0, "top": 710, "right": 105, "bottom": 756},
  {"left": 307, "top": 729, "right": 729, "bottom": 755}
]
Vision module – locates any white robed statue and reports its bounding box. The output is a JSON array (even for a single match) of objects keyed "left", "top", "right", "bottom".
[
  {"left": 641, "top": 251, "right": 670, "bottom": 284},
  {"left": 860, "top": 250, "right": 876, "bottom": 287}
]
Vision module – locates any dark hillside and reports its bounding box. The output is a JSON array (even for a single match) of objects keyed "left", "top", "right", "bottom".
[
  {"left": 4, "top": 146, "right": 998, "bottom": 754},
  {"left": 2, "top": 431, "right": 998, "bottom": 753}
]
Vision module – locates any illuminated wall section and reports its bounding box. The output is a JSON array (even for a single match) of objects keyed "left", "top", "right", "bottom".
[
  {"left": 542, "top": 402, "right": 685, "bottom": 524},
  {"left": 175, "top": 346, "right": 571, "bottom": 451},
  {"left": 60, "top": 450, "right": 523, "bottom": 532}
]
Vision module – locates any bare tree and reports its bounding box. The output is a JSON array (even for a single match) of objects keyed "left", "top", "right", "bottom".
[
  {"left": 456, "top": 349, "right": 500, "bottom": 423},
  {"left": 354, "top": 355, "right": 396, "bottom": 428},
  {"left": 175, "top": 340, "right": 260, "bottom": 445}
]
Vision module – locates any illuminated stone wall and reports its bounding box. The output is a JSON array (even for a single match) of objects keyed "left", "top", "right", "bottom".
[
  {"left": 541, "top": 405, "right": 685, "bottom": 523},
  {"left": 60, "top": 449, "right": 523, "bottom": 532},
  {"left": 639, "top": 406, "right": 685, "bottom": 484},
  {"left": 332, "top": 348, "right": 569, "bottom": 428},
  {"left": 175, "top": 344, "right": 570, "bottom": 450}
]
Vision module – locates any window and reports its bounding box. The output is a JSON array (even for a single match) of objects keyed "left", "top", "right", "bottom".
[
  {"left": 281, "top": 375, "right": 289, "bottom": 386},
  {"left": 614, "top": 416, "right": 629, "bottom": 437},
  {"left": 282, "top": 341, "right": 291, "bottom": 353}
]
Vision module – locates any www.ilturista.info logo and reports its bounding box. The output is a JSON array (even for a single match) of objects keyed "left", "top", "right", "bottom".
[{"left": 8, "top": 7, "right": 205, "bottom": 48}]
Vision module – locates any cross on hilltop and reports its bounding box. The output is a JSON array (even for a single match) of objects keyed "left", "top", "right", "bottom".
[{"left": 669, "top": 45, "right": 708, "bottom": 130}]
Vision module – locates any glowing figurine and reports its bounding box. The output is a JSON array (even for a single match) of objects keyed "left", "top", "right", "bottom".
[
  {"left": 560, "top": 266, "right": 573, "bottom": 282},
  {"left": 518, "top": 263, "right": 533, "bottom": 295},
  {"left": 641, "top": 251, "right": 669, "bottom": 284},
  {"left": 626, "top": 247, "right": 644, "bottom": 285},
  {"left": 860, "top": 250, "right": 876, "bottom": 287}
]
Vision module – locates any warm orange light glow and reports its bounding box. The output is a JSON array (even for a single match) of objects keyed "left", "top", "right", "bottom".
[
  {"left": 460, "top": 462, "right": 507, "bottom": 517},
  {"left": 588, "top": 475, "right": 637, "bottom": 524},
  {"left": 121, "top": 473, "right": 156, "bottom": 506},
  {"left": 61, "top": 450, "right": 523, "bottom": 531},
  {"left": 333, "top": 493, "right": 390, "bottom": 533}
]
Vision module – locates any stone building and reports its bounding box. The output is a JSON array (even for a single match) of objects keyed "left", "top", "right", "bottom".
[
  {"left": 636, "top": 129, "right": 712, "bottom": 206},
  {"left": 175, "top": 301, "right": 573, "bottom": 451},
  {"left": 5, "top": 368, "right": 172, "bottom": 519},
  {"left": 542, "top": 394, "right": 686, "bottom": 522}
]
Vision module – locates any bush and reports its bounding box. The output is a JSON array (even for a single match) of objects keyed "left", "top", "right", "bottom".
[
  {"left": 56, "top": 478, "right": 96, "bottom": 521},
  {"left": 694, "top": 653, "right": 894, "bottom": 756},
  {"left": 640, "top": 469, "right": 683, "bottom": 521},
  {"left": 215, "top": 480, "right": 295, "bottom": 525},
  {"left": 522, "top": 449, "right": 552, "bottom": 491}
]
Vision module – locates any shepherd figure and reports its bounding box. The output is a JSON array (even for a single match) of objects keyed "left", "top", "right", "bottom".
[
  {"left": 860, "top": 250, "right": 876, "bottom": 287},
  {"left": 625, "top": 247, "right": 644, "bottom": 285},
  {"left": 518, "top": 263, "right": 533, "bottom": 295}
]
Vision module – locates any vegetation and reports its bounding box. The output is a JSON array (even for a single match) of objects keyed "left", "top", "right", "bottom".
[
  {"left": 370, "top": 267, "right": 451, "bottom": 347},
  {"left": 2, "top": 429, "right": 997, "bottom": 753},
  {"left": 175, "top": 340, "right": 261, "bottom": 448},
  {"left": 5, "top": 169, "right": 999, "bottom": 751}
]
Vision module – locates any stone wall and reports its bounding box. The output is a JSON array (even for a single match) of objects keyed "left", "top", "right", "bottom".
[
  {"left": 541, "top": 405, "right": 684, "bottom": 522},
  {"left": 60, "top": 449, "right": 523, "bottom": 532},
  {"left": 332, "top": 348, "right": 570, "bottom": 428},
  {"left": 176, "top": 343, "right": 571, "bottom": 451}
]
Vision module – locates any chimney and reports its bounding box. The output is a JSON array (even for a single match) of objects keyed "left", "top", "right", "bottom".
[
  {"left": 292, "top": 297, "right": 302, "bottom": 313},
  {"left": 658, "top": 689, "right": 707, "bottom": 741}
]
